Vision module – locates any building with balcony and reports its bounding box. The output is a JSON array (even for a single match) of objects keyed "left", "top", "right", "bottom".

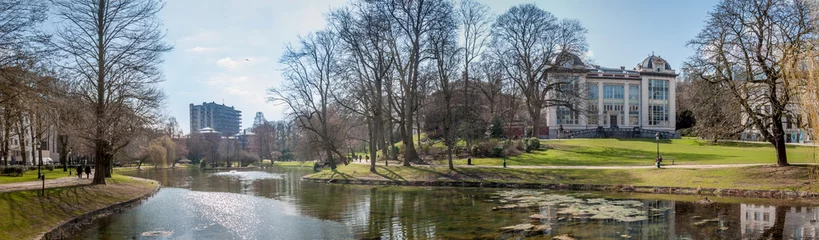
[{"left": 190, "top": 102, "right": 242, "bottom": 136}]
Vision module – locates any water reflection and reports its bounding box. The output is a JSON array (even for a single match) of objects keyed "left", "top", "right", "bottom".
[{"left": 71, "top": 168, "right": 819, "bottom": 239}]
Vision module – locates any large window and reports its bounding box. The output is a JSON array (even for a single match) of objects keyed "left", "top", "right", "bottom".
[
  {"left": 588, "top": 83, "right": 598, "bottom": 100},
  {"left": 649, "top": 79, "right": 668, "bottom": 100},
  {"left": 648, "top": 79, "right": 669, "bottom": 126},
  {"left": 650, "top": 105, "right": 669, "bottom": 126},
  {"left": 629, "top": 85, "right": 640, "bottom": 125},
  {"left": 557, "top": 106, "right": 579, "bottom": 125},
  {"left": 604, "top": 85, "right": 624, "bottom": 99},
  {"left": 603, "top": 84, "right": 624, "bottom": 126},
  {"left": 587, "top": 103, "right": 598, "bottom": 125}
]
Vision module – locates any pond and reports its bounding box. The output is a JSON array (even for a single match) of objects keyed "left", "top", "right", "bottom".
[{"left": 71, "top": 167, "right": 819, "bottom": 239}]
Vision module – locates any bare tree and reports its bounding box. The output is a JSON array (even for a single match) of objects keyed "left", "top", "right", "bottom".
[
  {"left": 687, "top": 0, "right": 816, "bottom": 166},
  {"left": 272, "top": 30, "right": 347, "bottom": 170},
  {"left": 427, "top": 2, "right": 459, "bottom": 169},
  {"left": 489, "top": 4, "right": 588, "bottom": 138},
  {"left": 330, "top": 2, "right": 394, "bottom": 172},
  {"left": 380, "top": 0, "right": 453, "bottom": 166},
  {"left": 457, "top": 0, "right": 490, "bottom": 155},
  {"left": 689, "top": 78, "right": 744, "bottom": 141},
  {"left": 51, "top": 0, "right": 172, "bottom": 184}
]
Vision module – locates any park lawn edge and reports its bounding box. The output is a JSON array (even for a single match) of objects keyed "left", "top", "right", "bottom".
[
  {"left": 304, "top": 164, "right": 819, "bottom": 196},
  {"left": 0, "top": 174, "right": 159, "bottom": 240}
]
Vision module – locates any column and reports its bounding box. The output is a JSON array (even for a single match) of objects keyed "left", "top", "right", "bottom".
[
  {"left": 597, "top": 82, "right": 604, "bottom": 125},
  {"left": 642, "top": 77, "right": 649, "bottom": 128},
  {"left": 669, "top": 78, "right": 676, "bottom": 130},
  {"left": 624, "top": 83, "right": 630, "bottom": 127}
]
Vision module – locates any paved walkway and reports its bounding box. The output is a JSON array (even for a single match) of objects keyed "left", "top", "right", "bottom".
[
  {"left": 349, "top": 161, "right": 801, "bottom": 170},
  {"left": 0, "top": 174, "right": 94, "bottom": 193}
]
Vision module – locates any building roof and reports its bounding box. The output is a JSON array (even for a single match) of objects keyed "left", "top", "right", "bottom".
[
  {"left": 198, "top": 127, "right": 220, "bottom": 134},
  {"left": 638, "top": 55, "right": 672, "bottom": 71},
  {"left": 552, "top": 51, "right": 585, "bottom": 68}
]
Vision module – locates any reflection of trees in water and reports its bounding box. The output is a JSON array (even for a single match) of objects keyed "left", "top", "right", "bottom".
[{"left": 673, "top": 201, "right": 740, "bottom": 239}]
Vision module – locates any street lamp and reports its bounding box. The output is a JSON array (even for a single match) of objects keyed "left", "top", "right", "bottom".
[
  {"left": 502, "top": 138, "right": 508, "bottom": 168},
  {"left": 36, "top": 140, "right": 42, "bottom": 179}
]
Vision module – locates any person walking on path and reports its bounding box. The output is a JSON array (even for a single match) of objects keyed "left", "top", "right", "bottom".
[
  {"left": 77, "top": 165, "right": 83, "bottom": 179},
  {"left": 84, "top": 165, "right": 91, "bottom": 179}
]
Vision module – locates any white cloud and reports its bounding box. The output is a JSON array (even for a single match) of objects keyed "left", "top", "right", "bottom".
[
  {"left": 585, "top": 50, "right": 595, "bottom": 58},
  {"left": 216, "top": 57, "right": 242, "bottom": 71},
  {"left": 187, "top": 46, "right": 217, "bottom": 53}
]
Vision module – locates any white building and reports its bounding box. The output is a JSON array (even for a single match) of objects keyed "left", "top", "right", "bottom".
[
  {"left": 545, "top": 53, "right": 677, "bottom": 138},
  {"left": 1, "top": 119, "right": 59, "bottom": 165}
]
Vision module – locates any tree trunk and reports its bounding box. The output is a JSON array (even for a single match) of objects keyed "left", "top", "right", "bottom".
[
  {"left": 772, "top": 118, "right": 789, "bottom": 167},
  {"left": 368, "top": 118, "right": 376, "bottom": 173},
  {"left": 403, "top": 108, "right": 419, "bottom": 166},
  {"left": 92, "top": 140, "right": 107, "bottom": 184},
  {"left": 59, "top": 135, "right": 69, "bottom": 171},
  {"left": 530, "top": 108, "right": 542, "bottom": 139}
]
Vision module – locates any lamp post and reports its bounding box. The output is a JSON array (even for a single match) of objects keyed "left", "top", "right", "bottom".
[
  {"left": 36, "top": 141, "right": 42, "bottom": 179},
  {"left": 502, "top": 138, "right": 508, "bottom": 168},
  {"left": 655, "top": 133, "right": 661, "bottom": 168}
]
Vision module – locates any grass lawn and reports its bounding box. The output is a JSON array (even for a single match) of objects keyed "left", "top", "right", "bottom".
[
  {"left": 0, "top": 168, "right": 74, "bottom": 184},
  {"left": 307, "top": 163, "right": 819, "bottom": 193},
  {"left": 0, "top": 174, "right": 157, "bottom": 239},
  {"left": 433, "top": 138, "right": 818, "bottom": 166}
]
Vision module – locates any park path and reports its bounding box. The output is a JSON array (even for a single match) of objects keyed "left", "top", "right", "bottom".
[
  {"left": 0, "top": 174, "right": 94, "bottom": 193},
  {"left": 349, "top": 161, "right": 789, "bottom": 169}
]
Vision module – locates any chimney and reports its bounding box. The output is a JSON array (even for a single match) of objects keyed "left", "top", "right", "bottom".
[{"left": 620, "top": 66, "right": 625, "bottom": 70}]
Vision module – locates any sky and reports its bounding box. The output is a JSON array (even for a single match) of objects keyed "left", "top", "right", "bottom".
[{"left": 157, "top": 0, "right": 718, "bottom": 134}]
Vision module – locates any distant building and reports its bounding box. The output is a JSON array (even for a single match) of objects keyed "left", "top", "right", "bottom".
[
  {"left": 190, "top": 102, "right": 242, "bottom": 136},
  {"left": 545, "top": 53, "right": 678, "bottom": 138}
]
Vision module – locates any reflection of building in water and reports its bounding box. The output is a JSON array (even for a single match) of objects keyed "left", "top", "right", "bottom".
[
  {"left": 536, "top": 200, "right": 676, "bottom": 239},
  {"left": 741, "top": 204, "right": 776, "bottom": 237},
  {"left": 783, "top": 206, "right": 819, "bottom": 239},
  {"left": 741, "top": 204, "right": 819, "bottom": 239}
]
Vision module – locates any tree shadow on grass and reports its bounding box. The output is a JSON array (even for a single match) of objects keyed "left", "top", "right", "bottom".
[{"left": 373, "top": 166, "right": 407, "bottom": 182}]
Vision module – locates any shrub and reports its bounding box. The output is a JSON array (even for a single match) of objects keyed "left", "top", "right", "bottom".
[
  {"left": 47, "top": 165, "right": 54, "bottom": 171},
  {"left": 472, "top": 139, "right": 500, "bottom": 157},
  {"left": 199, "top": 159, "right": 207, "bottom": 169},
  {"left": 525, "top": 137, "right": 542, "bottom": 152},
  {"left": 491, "top": 146, "right": 504, "bottom": 157},
  {"left": 514, "top": 140, "right": 525, "bottom": 151}
]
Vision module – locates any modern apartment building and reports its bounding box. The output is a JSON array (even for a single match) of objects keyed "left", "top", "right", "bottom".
[{"left": 189, "top": 102, "right": 242, "bottom": 136}]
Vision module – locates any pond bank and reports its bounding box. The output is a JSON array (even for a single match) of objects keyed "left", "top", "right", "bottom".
[
  {"left": 303, "top": 164, "right": 819, "bottom": 200},
  {"left": 0, "top": 175, "right": 159, "bottom": 240}
]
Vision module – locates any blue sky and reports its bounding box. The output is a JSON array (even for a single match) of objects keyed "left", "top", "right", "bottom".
[{"left": 158, "top": 0, "right": 717, "bottom": 134}]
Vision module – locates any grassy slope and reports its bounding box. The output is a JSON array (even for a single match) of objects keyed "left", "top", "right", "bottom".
[
  {"left": 437, "top": 138, "right": 818, "bottom": 166},
  {"left": 0, "top": 174, "right": 157, "bottom": 239},
  {"left": 307, "top": 164, "right": 819, "bottom": 193}
]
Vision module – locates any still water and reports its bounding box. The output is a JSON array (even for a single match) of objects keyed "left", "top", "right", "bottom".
[{"left": 72, "top": 167, "right": 819, "bottom": 239}]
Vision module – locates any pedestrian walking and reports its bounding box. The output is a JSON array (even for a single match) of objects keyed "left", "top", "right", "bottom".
[
  {"left": 84, "top": 165, "right": 91, "bottom": 179},
  {"left": 77, "top": 165, "right": 83, "bottom": 179}
]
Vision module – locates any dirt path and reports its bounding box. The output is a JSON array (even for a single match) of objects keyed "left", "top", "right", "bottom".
[
  {"left": 0, "top": 175, "right": 94, "bottom": 193},
  {"left": 349, "top": 161, "right": 796, "bottom": 169}
]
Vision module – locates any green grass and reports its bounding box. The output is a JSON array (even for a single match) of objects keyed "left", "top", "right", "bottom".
[
  {"left": 0, "top": 174, "right": 156, "bottom": 239},
  {"left": 273, "top": 161, "right": 315, "bottom": 167},
  {"left": 0, "top": 168, "right": 75, "bottom": 184},
  {"left": 307, "top": 164, "right": 819, "bottom": 192},
  {"left": 435, "top": 138, "right": 818, "bottom": 166}
]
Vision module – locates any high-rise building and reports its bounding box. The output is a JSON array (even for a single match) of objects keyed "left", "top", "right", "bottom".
[{"left": 189, "top": 102, "right": 242, "bottom": 136}]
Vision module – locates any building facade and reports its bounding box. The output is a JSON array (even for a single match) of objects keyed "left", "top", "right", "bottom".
[
  {"left": 545, "top": 54, "right": 678, "bottom": 138},
  {"left": 189, "top": 102, "right": 242, "bottom": 136}
]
